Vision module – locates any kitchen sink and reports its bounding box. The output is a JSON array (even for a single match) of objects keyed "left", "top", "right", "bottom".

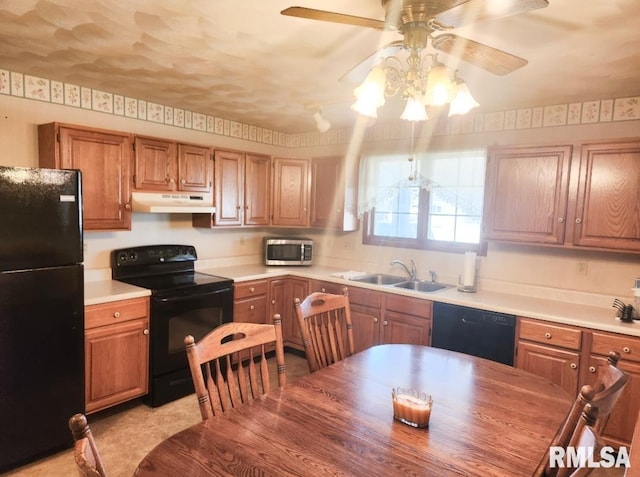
[
  {"left": 349, "top": 273, "right": 406, "bottom": 285},
  {"left": 393, "top": 280, "right": 450, "bottom": 293}
]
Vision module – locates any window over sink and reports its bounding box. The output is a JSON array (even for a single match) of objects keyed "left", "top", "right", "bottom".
[{"left": 358, "top": 149, "right": 486, "bottom": 253}]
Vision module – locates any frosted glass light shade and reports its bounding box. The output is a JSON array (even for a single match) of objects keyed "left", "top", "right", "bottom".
[
  {"left": 400, "top": 97, "right": 428, "bottom": 121},
  {"left": 448, "top": 81, "right": 480, "bottom": 116},
  {"left": 313, "top": 111, "right": 331, "bottom": 132},
  {"left": 424, "top": 63, "right": 453, "bottom": 106},
  {"left": 351, "top": 66, "right": 386, "bottom": 118}
]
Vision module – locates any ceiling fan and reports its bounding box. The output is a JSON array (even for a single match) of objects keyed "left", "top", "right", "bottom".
[{"left": 282, "top": 0, "right": 549, "bottom": 76}]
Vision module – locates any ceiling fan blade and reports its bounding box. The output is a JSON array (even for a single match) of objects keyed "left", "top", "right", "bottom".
[
  {"left": 435, "top": 0, "right": 549, "bottom": 28},
  {"left": 281, "top": 7, "right": 386, "bottom": 30},
  {"left": 432, "top": 33, "right": 527, "bottom": 75},
  {"left": 339, "top": 40, "right": 405, "bottom": 83}
]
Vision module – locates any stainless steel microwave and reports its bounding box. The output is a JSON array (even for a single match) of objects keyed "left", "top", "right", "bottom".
[{"left": 264, "top": 237, "right": 313, "bottom": 266}]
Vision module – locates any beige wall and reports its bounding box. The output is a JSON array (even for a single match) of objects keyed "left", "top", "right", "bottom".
[{"left": 1, "top": 93, "right": 639, "bottom": 302}]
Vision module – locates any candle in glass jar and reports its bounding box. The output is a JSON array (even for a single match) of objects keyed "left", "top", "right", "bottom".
[{"left": 392, "top": 388, "right": 432, "bottom": 428}]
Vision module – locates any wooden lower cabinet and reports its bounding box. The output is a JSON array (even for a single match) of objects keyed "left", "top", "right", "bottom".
[
  {"left": 233, "top": 279, "right": 269, "bottom": 325},
  {"left": 349, "top": 287, "right": 431, "bottom": 352},
  {"left": 516, "top": 317, "right": 582, "bottom": 396},
  {"left": 516, "top": 341, "right": 581, "bottom": 396},
  {"left": 84, "top": 297, "right": 149, "bottom": 413},
  {"left": 517, "top": 317, "right": 640, "bottom": 447},
  {"left": 268, "top": 277, "right": 309, "bottom": 349}
]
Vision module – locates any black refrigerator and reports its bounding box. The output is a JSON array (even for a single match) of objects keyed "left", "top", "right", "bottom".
[{"left": 0, "top": 166, "right": 84, "bottom": 472}]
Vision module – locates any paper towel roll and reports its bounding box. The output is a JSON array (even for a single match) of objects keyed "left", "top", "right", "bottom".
[{"left": 463, "top": 252, "right": 476, "bottom": 287}]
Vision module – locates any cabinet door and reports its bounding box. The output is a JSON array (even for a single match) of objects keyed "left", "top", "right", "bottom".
[
  {"left": 245, "top": 153, "right": 271, "bottom": 225},
  {"left": 350, "top": 304, "right": 380, "bottom": 353},
  {"left": 272, "top": 157, "right": 309, "bottom": 226},
  {"left": 483, "top": 145, "right": 572, "bottom": 244},
  {"left": 573, "top": 140, "right": 640, "bottom": 251},
  {"left": 381, "top": 311, "right": 430, "bottom": 346},
  {"left": 214, "top": 149, "right": 244, "bottom": 225},
  {"left": 310, "top": 156, "right": 343, "bottom": 229},
  {"left": 516, "top": 341, "right": 580, "bottom": 396},
  {"left": 134, "top": 136, "right": 176, "bottom": 191},
  {"left": 178, "top": 144, "right": 212, "bottom": 192},
  {"left": 85, "top": 318, "right": 149, "bottom": 413},
  {"left": 52, "top": 125, "right": 132, "bottom": 231},
  {"left": 288, "top": 278, "right": 309, "bottom": 347}
]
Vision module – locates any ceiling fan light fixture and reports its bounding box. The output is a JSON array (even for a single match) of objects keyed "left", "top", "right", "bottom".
[
  {"left": 400, "top": 96, "right": 428, "bottom": 121},
  {"left": 448, "top": 79, "right": 480, "bottom": 116},
  {"left": 313, "top": 110, "right": 331, "bottom": 132},
  {"left": 351, "top": 66, "right": 386, "bottom": 118}
]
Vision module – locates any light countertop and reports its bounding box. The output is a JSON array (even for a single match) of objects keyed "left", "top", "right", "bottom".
[{"left": 85, "top": 263, "right": 639, "bottom": 337}]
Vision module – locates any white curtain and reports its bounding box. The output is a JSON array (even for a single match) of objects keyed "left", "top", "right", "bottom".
[{"left": 357, "top": 149, "right": 485, "bottom": 217}]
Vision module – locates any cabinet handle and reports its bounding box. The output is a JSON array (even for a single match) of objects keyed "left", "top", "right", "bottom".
[
  {"left": 113, "top": 311, "right": 120, "bottom": 318},
  {"left": 570, "top": 363, "right": 578, "bottom": 370},
  {"left": 544, "top": 332, "right": 552, "bottom": 339},
  {"left": 383, "top": 320, "right": 388, "bottom": 326},
  {"left": 249, "top": 287, "right": 255, "bottom": 293},
  {"left": 623, "top": 346, "right": 631, "bottom": 354},
  {"left": 589, "top": 366, "right": 596, "bottom": 373},
  {"left": 373, "top": 318, "right": 378, "bottom": 323},
  {"left": 575, "top": 218, "right": 582, "bottom": 224},
  {"left": 124, "top": 203, "right": 131, "bottom": 210},
  {"left": 143, "top": 329, "right": 149, "bottom": 335},
  {"left": 169, "top": 178, "right": 175, "bottom": 184},
  {"left": 180, "top": 179, "right": 185, "bottom": 184},
  {"left": 321, "top": 288, "right": 326, "bottom": 292},
  {"left": 271, "top": 300, "right": 276, "bottom": 305},
  {"left": 249, "top": 305, "right": 255, "bottom": 311},
  {"left": 557, "top": 217, "right": 564, "bottom": 223}
]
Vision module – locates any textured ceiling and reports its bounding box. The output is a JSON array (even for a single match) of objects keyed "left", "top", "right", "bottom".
[{"left": 1, "top": 0, "right": 639, "bottom": 133}]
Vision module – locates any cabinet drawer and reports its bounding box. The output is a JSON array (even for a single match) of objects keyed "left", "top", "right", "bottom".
[
  {"left": 591, "top": 332, "right": 640, "bottom": 363},
  {"left": 234, "top": 280, "right": 268, "bottom": 299},
  {"left": 348, "top": 286, "right": 382, "bottom": 308},
  {"left": 234, "top": 296, "right": 269, "bottom": 324},
  {"left": 519, "top": 318, "right": 582, "bottom": 351},
  {"left": 85, "top": 297, "right": 148, "bottom": 330},
  {"left": 384, "top": 294, "right": 431, "bottom": 319}
]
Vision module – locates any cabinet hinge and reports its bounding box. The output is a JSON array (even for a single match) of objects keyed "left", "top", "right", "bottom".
[
  {"left": 132, "top": 142, "right": 136, "bottom": 151},
  {"left": 56, "top": 132, "right": 60, "bottom": 143}
]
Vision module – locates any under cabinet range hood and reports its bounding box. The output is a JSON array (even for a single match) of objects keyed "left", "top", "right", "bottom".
[{"left": 131, "top": 192, "right": 216, "bottom": 213}]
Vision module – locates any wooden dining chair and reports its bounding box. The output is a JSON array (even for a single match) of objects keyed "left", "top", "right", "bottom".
[
  {"left": 590, "top": 351, "right": 630, "bottom": 434},
  {"left": 556, "top": 403, "right": 604, "bottom": 477},
  {"left": 68, "top": 413, "right": 108, "bottom": 477},
  {"left": 184, "top": 317, "right": 286, "bottom": 421},
  {"left": 294, "top": 287, "right": 355, "bottom": 373}
]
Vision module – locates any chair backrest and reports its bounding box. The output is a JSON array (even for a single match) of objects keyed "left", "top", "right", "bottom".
[
  {"left": 590, "top": 351, "right": 630, "bottom": 433},
  {"left": 556, "top": 403, "right": 604, "bottom": 477},
  {"left": 293, "top": 287, "right": 355, "bottom": 373},
  {"left": 68, "top": 413, "right": 108, "bottom": 477},
  {"left": 184, "top": 318, "right": 286, "bottom": 421}
]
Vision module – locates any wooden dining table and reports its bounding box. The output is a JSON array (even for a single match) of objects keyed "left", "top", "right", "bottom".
[{"left": 134, "top": 344, "right": 571, "bottom": 477}]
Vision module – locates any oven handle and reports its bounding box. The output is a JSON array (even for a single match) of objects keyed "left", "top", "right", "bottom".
[{"left": 155, "top": 287, "right": 233, "bottom": 303}]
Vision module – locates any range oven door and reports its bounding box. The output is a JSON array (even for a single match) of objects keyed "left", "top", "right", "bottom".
[{"left": 148, "top": 285, "right": 233, "bottom": 406}]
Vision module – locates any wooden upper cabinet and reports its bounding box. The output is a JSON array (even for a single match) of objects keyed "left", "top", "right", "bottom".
[
  {"left": 483, "top": 144, "right": 573, "bottom": 244},
  {"left": 571, "top": 140, "right": 640, "bottom": 251},
  {"left": 134, "top": 136, "right": 176, "bottom": 191},
  {"left": 178, "top": 143, "right": 213, "bottom": 192},
  {"left": 38, "top": 123, "right": 132, "bottom": 231},
  {"left": 272, "top": 157, "right": 309, "bottom": 227},
  {"left": 244, "top": 153, "right": 271, "bottom": 225},
  {"left": 206, "top": 149, "right": 270, "bottom": 226},
  {"left": 310, "top": 155, "right": 358, "bottom": 231},
  {"left": 134, "top": 136, "right": 211, "bottom": 193},
  {"left": 213, "top": 149, "right": 244, "bottom": 225}
]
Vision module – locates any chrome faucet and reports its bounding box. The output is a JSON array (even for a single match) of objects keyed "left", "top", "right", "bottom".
[{"left": 391, "top": 259, "right": 417, "bottom": 281}]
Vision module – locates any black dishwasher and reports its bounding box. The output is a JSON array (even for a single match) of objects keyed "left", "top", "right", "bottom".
[{"left": 431, "top": 302, "right": 516, "bottom": 366}]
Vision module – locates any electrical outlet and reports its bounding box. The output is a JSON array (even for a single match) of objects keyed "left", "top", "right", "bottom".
[{"left": 576, "top": 260, "right": 588, "bottom": 276}]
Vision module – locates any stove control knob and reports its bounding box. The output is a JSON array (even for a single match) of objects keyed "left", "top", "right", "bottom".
[{"left": 117, "top": 251, "right": 128, "bottom": 263}]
